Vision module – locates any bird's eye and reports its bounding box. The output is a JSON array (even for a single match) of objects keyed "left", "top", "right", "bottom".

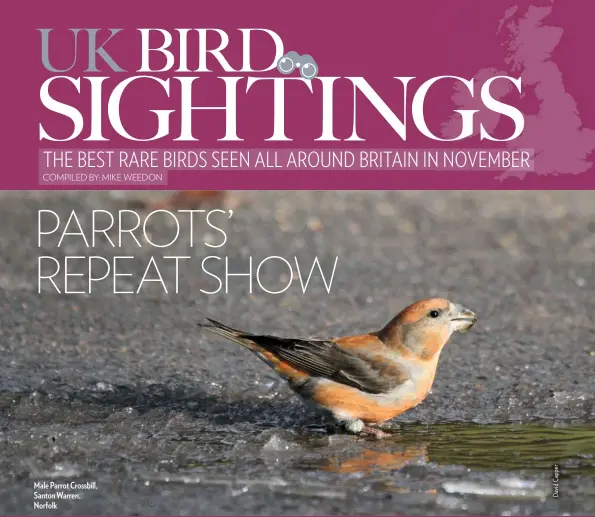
[{"left": 429, "top": 310, "right": 441, "bottom": 318}]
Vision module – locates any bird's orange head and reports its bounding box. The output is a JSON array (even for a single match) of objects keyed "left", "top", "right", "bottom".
[{"left": 378, "top": 298, "right": 477, "bottom": 360}]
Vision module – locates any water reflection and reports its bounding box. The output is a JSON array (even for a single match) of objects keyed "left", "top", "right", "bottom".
[
  {"left": 324, "top": 444, "right": 428, "bottom": 473},
  {"left": 308, "top": 423, "right": 595, "bottom": 475}
]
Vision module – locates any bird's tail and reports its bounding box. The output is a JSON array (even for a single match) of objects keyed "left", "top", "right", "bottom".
[
  {"left": 198, "top": 315, "right": 310, "bottom": 386},
  {"left": 198, "top": 317, "right": 257, "bottom": 351}
]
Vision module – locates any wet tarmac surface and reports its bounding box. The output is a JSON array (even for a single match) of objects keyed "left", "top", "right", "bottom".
[{"left": 1, "top": 191, "right": 594, "bottom": 515}]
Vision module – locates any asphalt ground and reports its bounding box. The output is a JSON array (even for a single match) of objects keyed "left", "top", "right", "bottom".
[{"left": 1, "top": 190, "right": 594, "bottom": 515}]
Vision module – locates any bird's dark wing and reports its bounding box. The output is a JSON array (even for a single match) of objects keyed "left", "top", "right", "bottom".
[
  {"left": 248, "top": 334, "right": 409, "bottom": 394},
  {"left": 197, "top": 314, "right": 410, "bottom": 394}
]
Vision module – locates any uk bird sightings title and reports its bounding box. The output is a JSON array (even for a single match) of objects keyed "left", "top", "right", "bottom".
[
  {"left": 38, "top": 28, "right": 525, "bottom": 143},
  {"left": 36, "top": 28, "right": 524, "bottom": 294}
]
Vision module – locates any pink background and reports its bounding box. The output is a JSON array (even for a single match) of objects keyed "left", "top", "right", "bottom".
[{"left": 3, "top": 0, "right": 595, "bottom": 189}]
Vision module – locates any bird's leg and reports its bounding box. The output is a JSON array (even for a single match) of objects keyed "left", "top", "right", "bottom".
[
  {"left": 368, "top": 421, "right": 400, "bottom": 432},
  {"left": 361, "top": 425, "right": 391, "bottom": 439},
  {"left": 343, "top": 419, "right": 390, "bottom": 439}
]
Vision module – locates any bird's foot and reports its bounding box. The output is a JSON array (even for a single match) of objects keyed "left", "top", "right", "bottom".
[
  {"left": 361, "top": 425, "right": 391, "bottom": 439},
  {"left": 342, "top": 419, "right": 391, "bottom": 439}
]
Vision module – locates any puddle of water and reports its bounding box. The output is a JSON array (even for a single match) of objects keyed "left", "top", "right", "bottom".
[
  {"left": 309, "top": 423, "right": 595, "bottom": 475},
  {"left": 400, "top": 423, "right": 595, "bottom": 474}
]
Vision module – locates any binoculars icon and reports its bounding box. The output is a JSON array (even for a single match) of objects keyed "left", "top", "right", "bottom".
[{"left": 276, "top": 51, "right": 318, "bottom": 80}]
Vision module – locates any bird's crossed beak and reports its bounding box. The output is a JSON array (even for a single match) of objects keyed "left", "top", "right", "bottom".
[{"left": 450, "top": 303, "right": 477, "bottom": 334}]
